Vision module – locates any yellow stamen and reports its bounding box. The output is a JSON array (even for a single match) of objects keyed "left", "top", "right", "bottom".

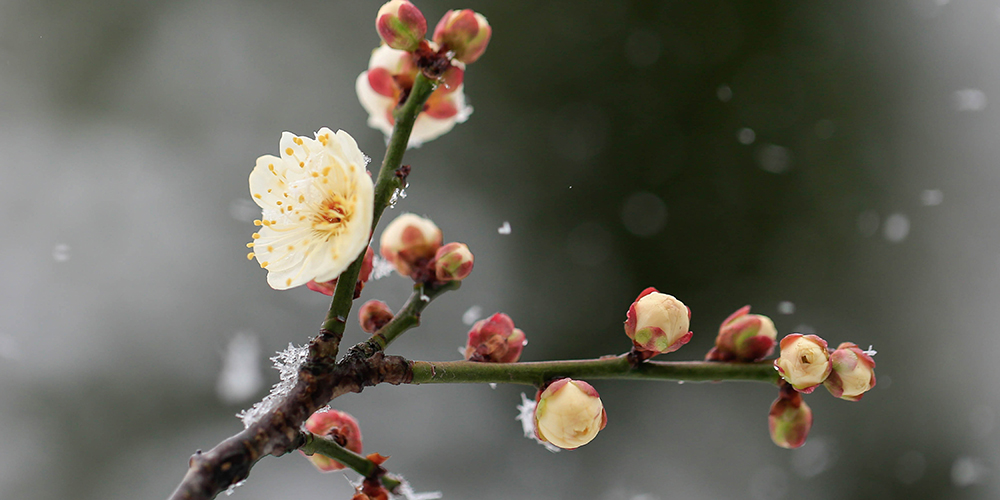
[{"left": 246, "top": 252, "right": 255, "bottom": 260}]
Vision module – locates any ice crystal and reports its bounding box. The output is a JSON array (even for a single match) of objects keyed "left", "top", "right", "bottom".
[
  {"left": 393, "top": 476, "right": 443, "bottom": 500},
  {"left": 237, "top": 343, "right": 309, "bottom": 428},
  {"left": 371, "top": 255, "right": 396, "bottom": 280},
  {"left": 389, "top": 185, "right": 408, "bottom": 208},
  {"left": 515, "top": 393, "right": 560, "bottom": 453},
  {"left": 224, "top": 479, "right": 247, "bottom": 496},
  {"left": 864, "top": 345, "right": 878, "bottom": 357}
]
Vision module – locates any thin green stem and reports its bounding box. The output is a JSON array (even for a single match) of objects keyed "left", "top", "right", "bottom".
[
  {"left": 320, "top": 72, "right": 438, "bottom": 336},
  {"left": 299, "top": 432, "right": 401, "bottom": 491},
  {"left": 354, "top": 281, "right": 461, "bottom": 357},
  {"left": 410, "top": 357, "right": 780, "bottom": 387}
]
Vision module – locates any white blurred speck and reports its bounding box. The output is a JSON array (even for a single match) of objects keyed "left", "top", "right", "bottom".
[
  {"left": 498, "top": 221, "right": 511, "bottom": 235},
  {"left": 920, "top": 189, "right": 943, "bottom": 206},
  {"left": 951, "top": 457, "right": 989, "bottom": 487},
  {"left": 489, "top": 383, "right": 497, "bottom": 389},
  {"left": 883, "top": 213, "right": 910, "bottom": 243},
  {"left": 216, "top": 332, "right": 262, "bottom": 405},
  {"left": 228, "top": 198, "right": 258, "bottom": 223},
  {"left": 621, "top": 191, "right": 667, "bottom": 237},
  {"left": 52, "top": 243, "right": 70, "bottom": 262},
  {"left": 814, "top": 119, "right": 836, "bottom": 139},
  {"left": 793, "top": 324, "right": 816, "bottom": 334},
  {"left": 895, "top": 451, "right": 927, "bottom": 485},
  {"left": 953, "top": 89, "right": 987, "bottom": 111},
  {"left": 756, "top": 144, "right": 792, "bottom": 174},
  {"left": 749, "top": 465, "right": 788, "bottom": 500},
  {"left": 717, "top": 85, "right": 733, "bottom": 102},
  {"left": 462, "top": 306, "right": 483, "bottom": 325},
  {"left": 777, "top": 301, "right": 795, "bottom": 315},
  {"left": 857, "top": 210, "right": 879, "bottom": 237},
  {"left": 625, "top": 29, "right": 661, "bottom": 68},
  {"left": 792, "top": 437, "right": 837, "bottom": 478},
  {"left": 567, "top": 221, "right": 613, "bottom": 267},
  {"left": 737, "top": 128, "right": 756, "bottom": 145}
]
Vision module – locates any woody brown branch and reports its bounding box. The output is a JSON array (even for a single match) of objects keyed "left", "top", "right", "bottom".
[{"left": 167, "top": 333, "right": 413, "bottom": 500}]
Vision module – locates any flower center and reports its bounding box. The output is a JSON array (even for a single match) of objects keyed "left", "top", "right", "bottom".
[{"left": 312, "top": 192, "right": 354, "bottom": 239}]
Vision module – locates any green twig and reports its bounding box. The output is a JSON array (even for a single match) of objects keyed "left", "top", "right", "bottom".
[
  {"left": 299, "top": 432, "right": 402, "bottom": 491},
  {"left": 410, "top": 357, "right": 780, "bottom": 386},
  {"left": 320, "top": 72, "right": 438, "bottom": 336}
]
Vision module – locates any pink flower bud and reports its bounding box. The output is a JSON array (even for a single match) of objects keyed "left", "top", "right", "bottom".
[
  {"left": 358, "top": 300, "right": 394, "bottom": 334},
  {"left": 300, "top": 409, "right": 363, "bottom": 472},
  {"left": 823, "top": 342, "right": 876, "bottom": 401},
  {"left": 768, "top": 389, "right": 813, "bottom": 449},
  {"left": 379, "top": 213, "right": 443, "bottom": 278},
  {"left": 534, "top": 378, "right": 607, "bottom": 450},
  {"left": 306, "top": 246, "right": 375, "bottom": 296},
  {"left": 774, "top": 334, "right": 832, "bottom": 393},
  {"left": 623, "top": 287, "right": 692, "bottom": 357},
  {"left": 433, "top": 9, "right": 492, "bottom": 64},
  {"left": 434, "top": 242, "right": 474, "bottom": 281},
  {"left": 706, "top": 305, "right": 777, "bottom": 362},
  {"left": 376, "top": 0, "right": 427, "bottom": 52},
  {"left": 464, "top": 312, "right": 526, "bottom": 363}
]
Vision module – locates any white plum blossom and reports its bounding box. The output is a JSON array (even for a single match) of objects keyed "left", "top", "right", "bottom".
[
  {"left": 356, "top": 44, "right": 472, "bottom": 148},
  {"left": 247, "top": 128, "right": 374, "bottom": 290}
]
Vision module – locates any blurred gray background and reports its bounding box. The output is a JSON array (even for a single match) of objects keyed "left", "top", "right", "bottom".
[{"left": 1, "top": 0, "right": 997, "bottom": 498}]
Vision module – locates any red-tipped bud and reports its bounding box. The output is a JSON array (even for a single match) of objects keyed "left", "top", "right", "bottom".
[
  {"left": 534, "top": 378, "right": 607, "bottom": 450},
  {"left": 824, "top": 342, "right": 876, "bottom": 401},
  {"left": 306, "top": 247, "right": 375, "bottom": 296},
  {"left": 706, "top": 305, "right": 777, "bottom": 362},
  {"left": 434, "top": 242, "right": 474, "bottom": 281},
  {"left": 433, "top": 9, "right": 492, "bottom": 64},
  {"left": 379, "top": 213, "right": 443, "bottom": 278},
  {"left": 358, "top": 300, "right": 394, "bottom": 334},
  {"left": 376, "top": 0, "right": 427, "bottom": 52},
  {"left": 774, "top": 334, "right": 832, "bottom": 393},
  {"left": 464, "top": 312, "right": 526, "bottom": 363},
  {"left": 768, "top": 387, "right": 813, "bottom": 449},
  {"left": 623, "top": 287, "right": 692, "bottom": 357},
  {"left": 300, "top": 409, "right": 363, "bottom": 472}
]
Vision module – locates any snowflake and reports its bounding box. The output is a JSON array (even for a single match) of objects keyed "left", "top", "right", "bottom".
[
  {"left": 237, "top": 343, "right": 309, "bottom": 428},
  {"left": 515, "top": 393, "right": 560, "bottom": 453}
]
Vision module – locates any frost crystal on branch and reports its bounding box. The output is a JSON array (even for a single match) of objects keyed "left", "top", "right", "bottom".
[{"left": 237, "top": 343, "right": 309, "bottom": 428}]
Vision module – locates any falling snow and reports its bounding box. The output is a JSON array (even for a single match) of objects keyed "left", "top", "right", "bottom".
[
  {"left": 953, "top": 89, "right": 987, "bottom": 111},
  {"left": 737, "top": 128, "right": 755, "bottom": 145},
  {"left": 52, "top": 243, "right": 71, "bottom": 262},
  {"left": 462, "top": 305, "right": 483, "bottom": 325},
  {"left": 497, "top": 221, "right": 512, "bottom": 235},
  {"left": 920, "top": 189, "right": 944, "bottom": 206},
  {"left": 777, "top": 301, "right": 795, "bottom": 315},
  {"left": 864, "top": 345, "right": 877, "bottom": 357},
  {"left": 237, "top": 343, "right": 309, "bottom": 428},
  {"left": 515, "top": 393, "right": 561, "bottom": 453},
  {"left": 216, "top": 332, "right": 263, "bottom": 404},
  {"left": 371, "top": 255, "right": 396, "bottom": 280}
]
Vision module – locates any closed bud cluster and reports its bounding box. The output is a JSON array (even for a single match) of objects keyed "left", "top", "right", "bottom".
[
  {"left": 379, "top": 213, "right": 443, "bottom": 279},
  {"left": 624, "top": 287, "right": 692, "bottom": 358},
  {"left": 358, "top": 300, "right": 394, "bottom": 333},
  {"left": 706, "top": 305, "right": 777, "bottom": 362},
  {"left": 534, "top": 378, "right": 607, "bottom": 450},
  {"left": 376, "top": 0, "right": 427, "bottom": 52},
  {"left": 433, "top": 9, "right": 492, "bottom": 64},
  {"left": 824, "top": 342, "right": 876, "bottom": 401},
  {"left": 464, "top": 312, "right": 526, "bottom": 363},
  {"left": 307, "top": 246, "right": 375, "bottom": 297},
  {"left": 301, "top": 409, "right": 363, "bottom": 472},
  {"left": 774, "top": 334, "right": 832, "bottom": 393},
  {"left": 434, "top": 242, "right": 474, "bottom": 281},
  {"left": 768, "top": 384, "right": 813, "bottom": 449}
]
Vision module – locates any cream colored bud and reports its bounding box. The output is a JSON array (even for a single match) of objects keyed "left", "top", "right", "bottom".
[
  {"left": 534, "top": 379, "right": 607, "bottom": 450},
  {"left": 774, "top": 334, "right": 832, "bottom": 393},
  {"left": 624, "top": 287, "right": 692, "bottom": 355},
  {"left": 379, "top": 213, "right": 443, "bottom": 277}
]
